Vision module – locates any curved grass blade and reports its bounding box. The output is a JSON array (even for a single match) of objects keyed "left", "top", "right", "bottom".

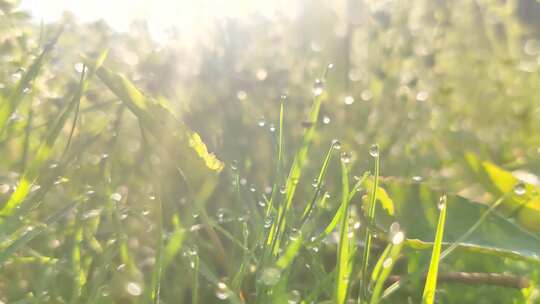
[{"left": 93, "top": 66, "right": 224, "bottom": 183}]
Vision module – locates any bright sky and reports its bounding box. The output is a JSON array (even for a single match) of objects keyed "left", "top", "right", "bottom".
[{"left": 20, "top": 0, "right": 301, "bottom": 44}]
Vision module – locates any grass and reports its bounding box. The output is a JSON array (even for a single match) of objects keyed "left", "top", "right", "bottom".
[{"left": 1, "top": 0, "right": 540, "bottom": 303}]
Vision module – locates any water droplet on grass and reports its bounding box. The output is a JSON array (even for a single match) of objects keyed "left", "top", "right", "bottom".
[
  {"left": 313, "top": 78, "right": 324, "bottom": 96},
  {"left": 74, "top": 62, "right": 85, "bottom": 73},
  {"left": 215, "top": 281, "right": 231, "bottom": 300},
  {"left": 322, "top": 115, "right": 331, "bottom": 124},
  {"left": 257, "top": 117, "right": 266, "bottom": 127},
  {"left": 288, "top": 290, "right": 301, "bottom": 304},
  {"left": 438, "top": 194, "right": 447, "bottom": 210},
  {"left": 514, "top": 182, "right": 526, "bottom": 196},
  {"left": 332, "top": 139, "right": 342, "bottom": 150},
  {"left": 125, "top": 282, "right": 142, "bottom": 296},
  {"left": 110, "top": 193, "right": 122, "bottom": 202},
  {"left": 382, "top": 258, "right": 393, "bottom": 268},
  {"left": 369, "top": 144, "right": 379, "bottom": 157},
  {"left": 340, "top": 152, "right": 351, "bottom": 163}
]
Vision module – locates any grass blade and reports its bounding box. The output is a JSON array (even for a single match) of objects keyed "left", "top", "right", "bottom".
[
  {"left": 0, "top": 67, "right": 88, "bottom": 216},
  {"left": 422, "top": 194, "right": 448, "bottom": 304},
  {"left": 0, "top": 28, "right": 62, "bottom": 134},
  {"left": 359, "top": 144, "right": 380, "bottom": 303},
  {"left": 335, "top": 159, "right": 351, "bottom": 304}
]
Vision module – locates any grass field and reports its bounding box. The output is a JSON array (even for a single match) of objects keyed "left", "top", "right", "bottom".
[{"left": 1, "top": 0, "right": 540, "bottom": 303}]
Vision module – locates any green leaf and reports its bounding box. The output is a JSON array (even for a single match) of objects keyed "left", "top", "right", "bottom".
[
  {"left": 464, "top": 152, "right": 540, "bottom": 233},
  {"left": 379, "top": 180, "right": 540, "bottom": 263},
  {"left": 94, "top": 66, "right": 224, "bottom": 188}
]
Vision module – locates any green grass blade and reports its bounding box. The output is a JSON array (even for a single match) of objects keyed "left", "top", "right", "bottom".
[
  {"left": 300, "top": 141, "right": 337, "bottom": 226},
  {"left": 0, "top": 28, "right": 62, "bottom": 134},
  {"left": 192, "top": 254, "right": 200, "bottom": 304},
  {"left": 359, "top": 145, "right": 380, "bottom": 303},
  {"left": 422, "top": 194, "right": 447, "bottom": 304},
  {"left": 267, "top": 77, "right": 327, "bottom": 254},
  {"left": 369, "top": 239, "right": 403, "bottom": 304},
  {"left": 335, "top": 159, "right": 351, "bottom": 304},
  {"left": 94, "top": 66, "right": 224, "bottom": 178},
  {"left": 0, "top": 67, "right": 88, "bottom": 216}
]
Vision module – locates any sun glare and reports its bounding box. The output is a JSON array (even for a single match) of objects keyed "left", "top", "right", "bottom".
[{"left": 20, "top": 0, "right": 300, "bottom": 44}]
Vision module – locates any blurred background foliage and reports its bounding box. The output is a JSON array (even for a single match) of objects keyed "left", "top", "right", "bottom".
[{"left": 1, "top": 0, "right": 540, "bottom": 302}]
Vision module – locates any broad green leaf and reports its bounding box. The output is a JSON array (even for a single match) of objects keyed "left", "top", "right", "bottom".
[
  {"left": 379, "top": 180, "right": 540, "bottom": 263},
  {"left": 464, "top": 152, "right": 540, "bottom": 232}
]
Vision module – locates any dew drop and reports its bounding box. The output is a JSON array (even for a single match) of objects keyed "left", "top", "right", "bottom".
[
  {"left": 279, "top": 185, "right": 286, "bottom": 194},
  {"left": 392, "top": 231, "right": 405, "bottom": 245},
  {"left": 125, "top": 282, "right": 142, "bottom": 296},
  {"left": 288, "top": 290, "right": 301, "bottom": 304},
  {"left": 322, "top": 115, "right": 331, "bottom": 124},
  {"left": 514, "top": 182, "right": 526, "bottom": 196},
  {"left": 361, "top": 90, "right": 373, "bottom": 101},
  {"left": 313, "top": 78, "right": 324, "bottom": 96},
  {"left": 416, "top": 91, "right": 429, "bottom": 101},
  {"left": 110, "top": 193, "right": 122, "bottom": 202},
  {"left": 412, "top": 175, "right": 423, "bottom": 182},
  {"left": 312, "top": 178, "right": 319, "bottom": 188},
  {"left": 369, "top": 144, "right": 379, "bottom": 157},
  {"left": 437, "top": 194, "right": 447, "bottom": 210},
  {"left": 340, "top": 152, "right": 351, "bottom": 164},
  {"left": 257, "top": 117, "right": 266, "bottom": 127},
  {"left": 344, "top": 95, "right": 355, "bottom": 105},
  {"left": 269, "top": 124, "right": 276, "bottom": 132},
  {"left": 236, "top": 90, "right": 247, "bottom": 100},
  {"left": 382, "top": 258, "right": 393, "bottom": 269},
  {"left": 256, "top": 68, "right": 268, "bottom": 81},
  {"left": 332, "top": 139, "right": 342, "bottom": 150},
  {"left": 289, "top": 229, "right": 301, "bottom": 241},
  {"left": 0, "top": 184, "right": 10, "bottom": 194},
  {"left": 215, "top": 281, "right": 231, "bottom": 300},
  {"left": 74, "top": 62, "right": 85, "bottom": 73},
  {"left": 230, "top": 160, "right": 238, "bottom": 170},
  {"left": 280, "top": 94, "right": 288, "bottom": 102},
  {"left": 264, "top": 217, "right": 273, "bottom": 228}
]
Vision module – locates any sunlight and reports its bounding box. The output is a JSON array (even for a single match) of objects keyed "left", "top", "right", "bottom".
[{"left": 20, "top": 0, "right": 301, "bottom": 44}]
